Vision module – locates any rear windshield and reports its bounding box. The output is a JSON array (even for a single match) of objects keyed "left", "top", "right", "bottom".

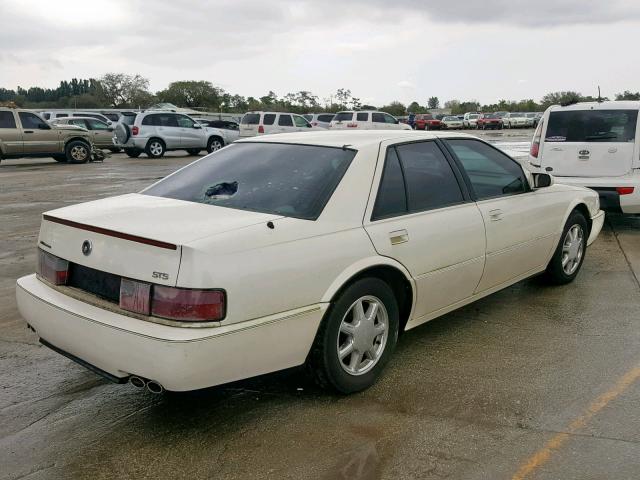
[
  {"left": 546, "top": 110, "right": 638, "bottom": 143},
  {"left": 142, "top": 143, "right": 356, "bottom": 220},
  {"left": 318, "top": 114, "right": 335, "bottom": 123},
  {"left": 334, "top": 112, "right": 353, "bottom": 121},
  {"left": 241, "top": 113, "right": 260, "bottom": 125},
  {"left": 121, "top": 114, "right": 136, "bottom": 125}
]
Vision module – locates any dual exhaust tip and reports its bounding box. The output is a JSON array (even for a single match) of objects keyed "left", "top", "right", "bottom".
[{"left": 129, "top": 375, "right": 164, "bottom": 394}]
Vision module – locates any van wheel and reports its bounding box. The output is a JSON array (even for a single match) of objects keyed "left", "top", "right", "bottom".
[
  {"left": 542, "top": 210, "right": 588, "bottom": 285},
  {"left": 124, "top": 148, "right": 141, "bottom": 158},
  {"left": 308, "top": 277, "right": 399, "bottom": 394},
  {"left": 207, "top": 137, "right": 224, "bottom": 153},
  {"left": 186, "top": 149, "right": 201, "bottom": 156},
  {"left": 65, "top": 141, "right": 90, "bottom": 164},
  {"left": 145, "top": 139, "right": 165, "bottom": 158}
]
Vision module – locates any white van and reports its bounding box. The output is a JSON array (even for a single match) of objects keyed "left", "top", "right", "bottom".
[
  {"left": 239, "top": 112, "right": 315, "bottom": 138},
  {"left": 529, "top": 101, "right": 640, "bottom": 214},
  {"left": 40, "top": 111, "right": 113, "bottom": 125},
  {"left": 329, "top": 111, "right": 412, "bottom": 130}
]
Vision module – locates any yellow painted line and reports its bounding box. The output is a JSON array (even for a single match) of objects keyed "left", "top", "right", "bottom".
[{"left": 512, "top": 363, "right": 640, "bottom": 480}]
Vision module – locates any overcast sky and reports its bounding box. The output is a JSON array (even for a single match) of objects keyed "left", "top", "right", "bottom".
[{"left": 1, "top": 0, "right": 639, "bottom": 106}]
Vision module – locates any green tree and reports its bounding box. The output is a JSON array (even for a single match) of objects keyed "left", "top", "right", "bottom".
[
  {"left": 98, "top": 73, "right": 152, "bottom": 108},
  {"left": 427, "top": 96, "right": 440, "bottom": 109},
  {"left": 615, "top": 90, "right": 640, "bottom": 100},
  {"left": 157, "top": 80, "right": 223, "bottom": 109},
  {"left": 380, "top": 101, "right": 406, "bottom": 116},
  {"left": 540, "top": 91, "right": 583, "bottom": 108}
]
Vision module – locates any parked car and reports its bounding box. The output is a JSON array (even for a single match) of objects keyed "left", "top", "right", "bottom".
[
  {"left": 330, "top": 111, "right": 412, "bottom": 130},
  {"left": 504, "top": 112, "right": 529, "bottom": 128},
  {"left": 529, "top": 101, "right": 640, "bottom": 214},
  {"left": 303, "top": 113, "right": 335, "bottom": 129},
  {"left": 51, "top": 117, "right": 120, "bottom": 152},
  {"left": 477, "top": 113, "right": 503, "bottom": 130},
  {"left": 463, "top": 113, "right": 480, "bottom": 129},
  {"left": 414, "top": 114, "right": 443, "bottom": 130},
  {"left": 40, "top": 111, "right": 113, "bottom": 126},
  {"left": 0, "top": 107, "right": 94, "bottom": 164},
  {"left": 193, "top": 119, "right": 240, "bottom": 142},
  {"left": 116, "top": 111, "right": 234, "bottom": 158},
  {"left": 239, "top": 111, "right": 315, "bottom": 138},
  {"left": 441, "top": 116, "right": 464, "bottom": 129},
  {"left": 17, "top": 131, "right": 603, "bottom": 394}
]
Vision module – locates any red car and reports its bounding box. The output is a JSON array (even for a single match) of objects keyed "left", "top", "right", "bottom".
[
  {"left": 414, "top": 114, "right": 443, "bottom": 130},
  {"left": 476, "top": 113, "right": 504, "bottom": 130}
]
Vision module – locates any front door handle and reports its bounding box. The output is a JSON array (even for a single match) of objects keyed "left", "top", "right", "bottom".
[
  {"left": 24, "top": 130, "right": 34, "bottom": 134},
  {"left": 389, "top": 229, "right": 409, "bottom": 245},
  {"left": 488, "top": 209, "right": 503, "bottom": 221}
]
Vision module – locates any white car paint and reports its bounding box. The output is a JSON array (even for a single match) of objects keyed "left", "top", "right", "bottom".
[
  {"left": 16, "top": 131, "right": 603, "bottom": 392},
  {"left": 329, "top": 111, "right": 412, "bottom": 130},
  {"left": 529, "top": 101, "right": 640, "bottom": 214},
  {"left": 463, "top": 113, "right": 480, "bottom": 129},
  {"left": 442, "top": 116, "right": 464, "bottom": 129},
  {"left": 239, "top": 111, "right": 317, "bottom": 138}
]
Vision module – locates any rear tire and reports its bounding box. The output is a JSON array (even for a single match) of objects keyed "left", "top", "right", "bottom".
[
  {"left": 124, "top": 148, "right": 142, "bottom": 158},
  {"left": 65, "top": 141, "right": 90, "bottom": 164},
  {"left": 308, "top": 277, "right": 399, "bottom": 394},
  {"left": 542, "top": 210, "right": 588, "bottom": 285},
  {"left": 145, "top": 139, "right": 165, "bottom": 158},
  {"left": 206, "top": 136, "right": 224, "bottom": 153}
]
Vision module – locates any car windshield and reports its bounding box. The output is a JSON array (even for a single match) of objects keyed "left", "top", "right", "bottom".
[
  {"left": 142, "top": 143, "right": 356, "bottom": 220},
  {"left": 444, "top": 117, "right": 457, "bottom": 121},
  {"left": 485, "top": 114, "right": 498, "bottom": 119},
  {"left": 511, "top": 114, "right": 525, "bottom": 118},
  {"left": 469, "top": 114, "right": 479, "bottom": 119}
]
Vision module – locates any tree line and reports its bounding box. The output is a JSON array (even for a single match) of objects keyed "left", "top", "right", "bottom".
[{"left": 1, "top": 73, "right": 639, "bottom": 115}]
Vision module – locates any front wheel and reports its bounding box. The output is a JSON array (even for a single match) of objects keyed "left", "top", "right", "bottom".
[
  {"left": 308, "top": 277, "right": 399, "bottom": 393},
  {"left": 65, "top": 141, "right": 90, "bottom": 164},
  {"left": 542, "top": 210, "right": 588, "bottom": 285}
]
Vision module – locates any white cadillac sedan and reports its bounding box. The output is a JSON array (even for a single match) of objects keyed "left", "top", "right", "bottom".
[{"left": 16, "top": 131, "right": 604, "bottom": 394}]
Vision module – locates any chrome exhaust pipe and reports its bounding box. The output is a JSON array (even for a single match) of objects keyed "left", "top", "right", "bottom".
[
  {"left": 129, "top": 376, "right": 147, "bottom": 389},
  {"left": 146, "top": 380, "right": 164, "bottom": 394}
]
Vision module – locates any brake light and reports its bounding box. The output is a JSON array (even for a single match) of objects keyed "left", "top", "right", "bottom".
[
  {"left": 347, "top": 123, "right": 358, "bottom": 128},
  {"left": 131, "top": 126, "right": 139, "bottom": 135},
  {"left": 258, "top": 125, "right": 265, "bottom": 134},
  {"left": 530, "top": 119, "right": 543, "bottom": 159},
  {"left": 152, "top": 286, "right": 225, "bottom": 322},
  {"left": 312, "top": 121, "right": 318, "bottom": 126},
  {"left": 37, "top": 249, "right": 68, "bottom": 285},
  {"left": 617, "top": 187, "right": 635, "bottom": 195}
]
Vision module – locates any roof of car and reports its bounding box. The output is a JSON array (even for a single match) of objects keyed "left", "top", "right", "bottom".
[
  {"left": 548, "top": 100, "right": 640, "bottom": 111},
  {"left": 237, "top": 130, "right": 479, "bottom": 149}
]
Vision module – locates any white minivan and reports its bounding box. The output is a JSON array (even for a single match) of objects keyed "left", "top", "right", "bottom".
[
  {"left": 529, "top": 101, "right": 640, "bottom": 214},
  {"left": 239, "top": 111, "right": 314, "bottom": 138},
  {"left": 330, "top": 111, "right": 412, "bottom": 130}
]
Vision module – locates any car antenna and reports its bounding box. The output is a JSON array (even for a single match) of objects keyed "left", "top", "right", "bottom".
[{"left": 597, "top": 85, "right": 603, "bottom": 103}]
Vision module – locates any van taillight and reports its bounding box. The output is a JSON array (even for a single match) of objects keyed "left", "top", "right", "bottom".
[
  {"left": 347, "top": 123, "right": 358, "bottom": 128},
  {"left": 530, "top": 119, "right": 543, "bottom": 159},
  {"left": 617, "top": 187, "right": 635, "bottom": 195},
  {"left": 132, "top": 126, "right": 139, "bottom": 135},
  {"left": 37, "top": 249, "right": 69, "bottom": 285},
  {"left": 119, "top": 279, "right": 226, "bottom": 322},
  {"left": 258, "top": 125, "right": 265, "bottom": 134}
]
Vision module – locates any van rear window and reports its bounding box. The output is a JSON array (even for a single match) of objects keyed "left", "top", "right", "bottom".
[
  {"left": 241, "top": 114, "right": 260, "bottom": 125},
  {"left": 546, "top": 110, "right": 638, "bottom": 143},
  {"left": 334, "top": 112, "right": 353, "bottom": 122}
]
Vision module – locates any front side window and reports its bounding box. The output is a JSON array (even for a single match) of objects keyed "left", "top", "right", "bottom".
[
  {"left": 446, "top": 139, "right": 527, "bottom": 200},
  {"left": 177, "top": 116, "right": 195, "bottom": 128},
  {"left": 545, "top": 109, "right": 638, "bottom": 143},
  {"left": 383, "top": 113, "right": 397, "bottom": 124},
  {"left": 18, "top": 112, "right": 47, "bottom": 129},
  {"left": 87, "top": 118, "right": 110, "bottom": 130},
  {"left": 278, "top": 115, "right": 293, "bottom": 126},
  {"left": 0, "top": 111, "right": 17, "bottom": 128},
  {"left": 143, "top": 143, "right": 356, "bottom": 220},
  {"left": 293, "top": 115, "right": 310, "bottom": 128},
  {"left": 69, "top": 119, "right": 88, "bottom": 128}
]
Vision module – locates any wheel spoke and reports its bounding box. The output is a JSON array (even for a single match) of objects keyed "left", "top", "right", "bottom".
[
  {"left": 353, "top": 301, "right": 366, "bottom": 322},
  {"left": 338, "top": 341, "right": 354, "bottom": 360},
  {"left": 373, "top": 322, "right": 386, "bottom": 335},
  {"left": 366, "top": 302, "right": 379, "bottom": 322},
  {"left": 349, "top": 351, "right": 362, "bottom": 371},
  {"left": 340, "top": 322, "right": 355, "bottom": 336}
]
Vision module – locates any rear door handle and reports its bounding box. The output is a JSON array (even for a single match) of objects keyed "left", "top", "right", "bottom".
[
  {"left": 389, "top": 229, "right": 409, "bottom": 245},
  {"left": 488, "top": 209, "right": 503, "bottom": 221},
  {"left": 550, "top": 147, "right": 562, "bottom": 151}
]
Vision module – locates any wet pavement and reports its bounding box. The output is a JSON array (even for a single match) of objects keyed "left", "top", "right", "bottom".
[{"left": 1, "top": 131, "right": 639, "bottom": 480}]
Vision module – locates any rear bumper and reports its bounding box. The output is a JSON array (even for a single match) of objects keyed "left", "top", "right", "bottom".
[
  {"left": 553, "top": 176, "right": 640, "bottom": 214},
  {"left": 16, "top": 274, "right": 326, "bottom": 391}
]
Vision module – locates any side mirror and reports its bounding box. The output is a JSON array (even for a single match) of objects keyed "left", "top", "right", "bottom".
[
  {"left": 193, "top": 123, "right": 202, "bottom": 129},
  {"left": 533, "top": 173, "right": 553, "bottom": 188}
]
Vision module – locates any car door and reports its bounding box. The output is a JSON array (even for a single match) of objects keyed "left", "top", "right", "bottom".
[
  {"left": 364, "top": 140, "right": 486, "bottom": 322},
  {"left": 277, "top": 114, "right": 294, "bottom": 133},
  {"left": 176, "top": 115, "right": 202, "bottom": 148},
  {"left": 156, "top": 113, "right": 181, "bottom": 148},
  {"left": 0, "top": 111, "right": 23, "bottom": 155},
  {"left": 85, "top": 118, "right": 113, "bottom": 147},
  {"left": 444, "top": 138, "right": 563, "bottom": 292},
  {"left": 18, "top": 112, "right": 59, "bottom": 154},
  {"left": 382, "top": 113, "right": 401, "bottom": 129},
  {"left": 371, "top": 112, "right": 388, "bottom": 130}
]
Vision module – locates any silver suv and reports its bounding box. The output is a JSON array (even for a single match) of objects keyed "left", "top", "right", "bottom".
[{"left": 117, "top": 111, "right": 233, "bottom": 158}]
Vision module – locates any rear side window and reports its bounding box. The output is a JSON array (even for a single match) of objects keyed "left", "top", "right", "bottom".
[
  {"left": 545, "top": 109, "right": 638, "bottom": 143},
  {"left": 278, "top": 115, "right": 293, "bottom": 126},
  {"left": 334, "top": 112, "right": 353, "bottom": 122},
  {"left": 241, "top": 113, "right": 260, "bottom": 125},
  {"left": 357, "top": 112, "right": 369, "bottom": 121},
  {"left": 56, "top": 113, "right": 68, "bottom": 118},
  {"left": 318, "top": 114, "right": 334, "bottom": 123},
  {"left": 372, "top": 148, "right": 407, "bottom": 219},
  {"left": 121, "top": 114, "right": 136, "bottom": 125},
  {"left": 263, "top": 114, "right": 276, "bottom": 125},
  {"left": 142, "top": 114, "right": 157, "bottom": 126},
  {"left": 446, "top": 139, "right": 526, "bottom": 200},
  {"left": 0, "top": 111, "right": 17, "bottom": 128}
]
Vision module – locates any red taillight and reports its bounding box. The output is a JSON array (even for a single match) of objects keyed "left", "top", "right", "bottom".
[
  {"left": 347, "top": 123, "right": 358, "bottom": 128},
  {"left": 131, "top": 126, "right": 139, "bottom": 135},
  {"left": 37, "top": 249, "right": 68, "bottom": 285},
  {"left": 258, "top": 125, "right": 265, "bottom": 134},
  {"left": 312, "top": 121, "right": 318, "bottom": 126},
  {"left": 119, "top": 278, "right": 151, "bottom": 315},
  {"left": 152, "top": 286, "right": 225, "bottom": 322},
  {"left": 530, "top": 141, "right": 540, "bottom": 158},
  {"left": 617, "top": 187, "right": 635, "bottom": 195}
]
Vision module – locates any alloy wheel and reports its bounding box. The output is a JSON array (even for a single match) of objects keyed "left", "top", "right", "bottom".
[{"left": 562, "top": 224, "right": 584, "bottom": 275}]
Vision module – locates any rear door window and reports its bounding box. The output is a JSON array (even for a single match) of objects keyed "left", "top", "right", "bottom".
[
  {"left": 357, "top": 112, "right": 369, "bottom": 121},
  {"left": 545, "top": 109, "right": 638, "bottom": 143},
  {"left": 0, "top": 111, "right": 17, "bottom": 128},
  {"left": 278, "top": 115, "right": 293, "bottom": 127},
  {"left": 372, "top": 148, "right": 407, "bottom": 219},
  {"left": 263, "top": 114, "right": 276, "bottom": 125}
]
